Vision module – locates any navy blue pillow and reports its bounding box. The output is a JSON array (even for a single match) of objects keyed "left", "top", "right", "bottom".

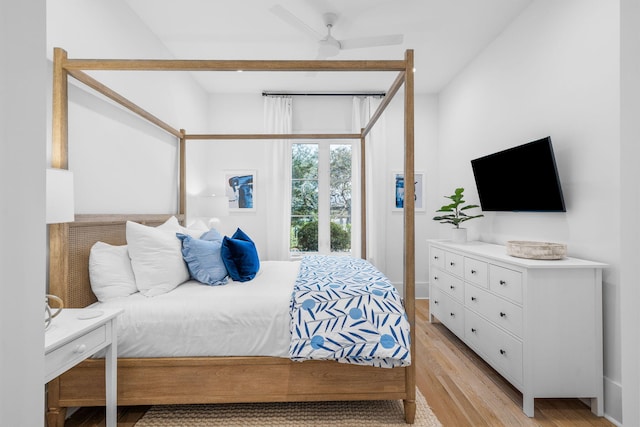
[{"left": 221, "top": 228, "right": 260, "bottom": 282}]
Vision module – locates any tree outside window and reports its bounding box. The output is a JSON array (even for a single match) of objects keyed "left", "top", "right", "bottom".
[{"left": 290, "top": 142, "right": 352, "bottom": 254}]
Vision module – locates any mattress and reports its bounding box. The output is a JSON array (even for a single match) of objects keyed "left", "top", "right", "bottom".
[{"left": 90, "top": 260, "right": 300, "bottom": 358}]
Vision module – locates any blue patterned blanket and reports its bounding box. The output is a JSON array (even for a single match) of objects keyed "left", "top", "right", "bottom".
[{"left": 289, "top": 255, "right": 411, "bottom": 368}]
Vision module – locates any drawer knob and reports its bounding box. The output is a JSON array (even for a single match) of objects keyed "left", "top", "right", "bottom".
[
  {"left": 500, "top": 312, "right": 506, "bottom": 318},
  {"left": 471, "top": 328, "right": 477, "bottom": 333},
  {"left": 434, "top": 256, "right": 439, "bottom": 260},
  {"left": 74, "top": 344, "right": 87, "bottom": 354},
  {"left": 499, "top": 280, "right": 506, "bottom": 285},
  {"left": 450, "top": 312, "right": 455, "bottom": 317},
  {"left": 470, "top": 269, "right": 476, "bottom": 274},
  {"left": 434, "top": 300, "right": 439, "bottom": 305},
  {"left": 499, "top": 349, "right": 506, "bottom": 355},
  {"left": 471, "top": 296, "right": 477, "bottom": 301},
  {"left": 450, "top": 262, "right": 455, "bottom": 266},
  {"left": 434, "top": 276, "right": 438, "bottom": 281},
  {"left": 450, "top": 285, "right": 455, "bottom": 290}
]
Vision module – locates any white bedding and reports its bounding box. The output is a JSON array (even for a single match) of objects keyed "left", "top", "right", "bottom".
[{"left": 90, "top": 260, "right": 300, "bottom": 358}]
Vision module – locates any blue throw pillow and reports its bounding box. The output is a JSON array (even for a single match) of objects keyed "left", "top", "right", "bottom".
[
  {"left": 221, "top": 228, "right": 260, "bottom": 282},
  {"left": 200, "top": 228, "right": 223, "bottom": 242},
  {"left": 176, "top": 233, "right": 228, "bottom": 286}
]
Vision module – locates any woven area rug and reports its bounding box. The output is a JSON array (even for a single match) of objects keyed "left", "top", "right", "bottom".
[{"left": 135, "top": 388, "right": 441, "bottom": 427}]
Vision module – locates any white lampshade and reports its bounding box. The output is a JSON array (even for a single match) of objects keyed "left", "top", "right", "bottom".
[
  {"left": 46, "top": 169, "right": 75, "bottom": 224},
  {"left": 198, "top": 195, "right": 229, "bottom": 218}
]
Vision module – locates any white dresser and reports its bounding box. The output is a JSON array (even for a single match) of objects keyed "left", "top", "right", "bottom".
[{"left": 427, "top": 239, "right": 606, "bottom": 417}]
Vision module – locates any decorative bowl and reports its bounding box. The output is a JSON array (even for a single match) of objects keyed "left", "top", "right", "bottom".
[{"left": 506, "top": 240, "right": 567, "bottom": 260}]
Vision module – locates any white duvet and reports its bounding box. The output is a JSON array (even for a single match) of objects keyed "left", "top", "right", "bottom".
[{"left": 90, "top": 260, "right": 300, "bottom": 358}]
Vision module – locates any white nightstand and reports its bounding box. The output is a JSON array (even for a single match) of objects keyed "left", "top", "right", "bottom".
[{"left": 45, "top": 308, "right": 123, "bottom": 427}]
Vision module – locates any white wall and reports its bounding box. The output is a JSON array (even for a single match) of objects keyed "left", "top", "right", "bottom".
[
  {"left": 194, "top": 94, "right": 268, "bottom": 254},
  {"left": 0, "top": 2, "right": 47, "bottom": 425},
  {"left": 47, "top": 0, "right": 209, "bottom": 214},
  {"left": 384, "top": 93, "right": 439, "bottom": 297},
  {"left": 620, "top": 0, "right": 640, "bottom": 425},
  {"left": 436, "top": 0, "right": 621, "bottom": 422}
]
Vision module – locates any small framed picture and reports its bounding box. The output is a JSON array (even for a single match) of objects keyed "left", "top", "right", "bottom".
[
  {"left": 224, "top": 170, "right": 256, "bottom": 212},
  {"left": 392, "top": 171, "right": 425, "bottom": 211}
]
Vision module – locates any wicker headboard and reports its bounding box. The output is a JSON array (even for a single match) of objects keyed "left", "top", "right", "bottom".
[{"left": 48, "top": 214, "right": 183, "bottom": 308}]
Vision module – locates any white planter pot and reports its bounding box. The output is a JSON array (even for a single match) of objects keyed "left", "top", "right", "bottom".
[{"left": 451, "top": 228, "right": 467, "bottom": 243}]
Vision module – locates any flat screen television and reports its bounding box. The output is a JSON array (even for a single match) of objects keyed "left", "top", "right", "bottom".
[{"left": 470, "top": 137, "right": 566, "bottom": 212}]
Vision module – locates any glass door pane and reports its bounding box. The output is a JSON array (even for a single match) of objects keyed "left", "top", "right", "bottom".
[{"left": 329, "top": 144, "right": 351, "bottom": 253}]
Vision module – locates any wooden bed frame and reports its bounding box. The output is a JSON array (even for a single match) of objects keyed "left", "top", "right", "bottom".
[{"left": 47, "top": 48, "right": 416, "bottom": 425}]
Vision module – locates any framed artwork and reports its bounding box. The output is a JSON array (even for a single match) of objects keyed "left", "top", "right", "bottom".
[
  {"left": 392, "top": 171, "right": 425, "bottom": 211},
  {"left": 224, "top": 170, "right": 256, "bottom": 212}
]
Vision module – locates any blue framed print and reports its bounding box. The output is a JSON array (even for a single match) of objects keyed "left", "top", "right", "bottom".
[
  {"left": 392, "top": 170, "right": 425, "bottom": 211},
  {"left": 225, "top": 170, "right": 256, "bottom": 212}
]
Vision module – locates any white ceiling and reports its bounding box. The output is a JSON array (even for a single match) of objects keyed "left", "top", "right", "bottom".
[{"left": 123, "top": 0, "right": 532, "bottom": 95}]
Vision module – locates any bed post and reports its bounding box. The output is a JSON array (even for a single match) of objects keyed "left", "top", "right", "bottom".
[
  {"left": 52, "top": 48, "right": 68, "bottom": 169},
  {"left": 360, "top": 130, "right": 367, "bottom": 259},
  {"left": 179, "top": 129, "right": 186, "bottom": 219},
  {"left": 49, "top": 47, "right": 71, "bottom": 304},
  {"left": 48, "top": 47, "right": 70, "bottom": 427},
  {"left": 403, "top": 49, "right": 416, "bottom": 424}
]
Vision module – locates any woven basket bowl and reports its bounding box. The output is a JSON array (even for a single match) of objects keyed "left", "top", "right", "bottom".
[{"left": 506, "top": 240, "right": 567, "bottom": 260}]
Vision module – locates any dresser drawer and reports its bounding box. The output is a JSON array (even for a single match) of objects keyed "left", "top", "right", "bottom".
[
  {"left": 464, "top": 257, "right": 488, "bottom": 288},
  {"left": 429, "top": 287, "right": 446, "bottom": 322},
  {"left": 465, "top": 309, "right": 523, "bottom": 385},
  {"left": 45, "top": 325, "right": 107, "bottom": 380},
  {"left": 430, "top": 287, "right": 464, "bottom": 338},
  {"left": 431, "top": 268, "right": 464, "bottom": 303},
  {"left": 445, "top": 252, "right": 464, "bottom": 277},
  {"left": 430, "top": 246, "right": 445, "bottom": 270},
  {"left": 489, "top": 325, "right": 523, "bottom": 385},
  {"left": 465, "top": 282, "right": 523, "bottom": 338},
  {"left": 489, "top": 265, "right": 523, "bottom": 303},
  {"left": 464, "top": 307, "right": 491, "bottom": 355}
]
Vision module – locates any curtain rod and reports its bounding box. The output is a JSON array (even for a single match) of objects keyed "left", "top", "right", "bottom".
[{"left": 262, "top": 91, "right": 386, "bottom": 97}]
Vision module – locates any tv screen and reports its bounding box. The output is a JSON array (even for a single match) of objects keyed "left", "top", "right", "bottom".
[{"left": 471, "top": 137, "right": 566, "bottom": 212}]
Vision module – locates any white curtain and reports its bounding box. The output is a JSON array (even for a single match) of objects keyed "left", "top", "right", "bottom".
[
  {"left": 352, "top": 96, "right": 386, "bottom": 273},
  {"left": 264, "top": 96, "right": 293, "bottom": 260}
]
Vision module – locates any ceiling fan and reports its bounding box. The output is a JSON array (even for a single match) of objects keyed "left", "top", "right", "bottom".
[{"left": 270, "top": 5, "right": 404, "bottom": 58}]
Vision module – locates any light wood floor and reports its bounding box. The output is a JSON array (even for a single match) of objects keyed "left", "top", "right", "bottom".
[{"left": 64, "top": 299, "right": 614, "bottom": 426}]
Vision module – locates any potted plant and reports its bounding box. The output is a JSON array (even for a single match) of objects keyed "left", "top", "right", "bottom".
[{"left": 433, "top": 187, "right": 484, "bottom": 243}]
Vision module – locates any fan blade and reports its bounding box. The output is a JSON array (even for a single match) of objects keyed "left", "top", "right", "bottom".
[
  {"left": 269, "top": 5, "right": 323, "bottom": 41},
  {"left": 339, "top": 34, "right": 404, "bottom": 50}
]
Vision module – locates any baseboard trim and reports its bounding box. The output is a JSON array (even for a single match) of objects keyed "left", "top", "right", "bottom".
[
  {"left": 603, "top": 376, "right": 622, "bottom": 426},
  {"left": 392, "top": 281, "right": 428, "bottom": 299}
]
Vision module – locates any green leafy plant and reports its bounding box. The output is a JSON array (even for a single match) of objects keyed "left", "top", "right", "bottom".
[
  {"left": 433, "top": 187, "right": 484, "bottom": 229},
  {"left": 296, "top": 221, "right": 351, "bottom": 252}
]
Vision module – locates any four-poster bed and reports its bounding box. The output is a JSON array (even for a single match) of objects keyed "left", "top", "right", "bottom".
[{"left": 46, "top": 47, "right": 416, "bottom": 426}]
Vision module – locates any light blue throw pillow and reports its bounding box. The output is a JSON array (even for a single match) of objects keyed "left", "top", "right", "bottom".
[
  {"left": 176, "top": 233, "right": 228, "bottom": 286},
  {"left": 200, "top": 228, "right": 223, "bottom": 242}
]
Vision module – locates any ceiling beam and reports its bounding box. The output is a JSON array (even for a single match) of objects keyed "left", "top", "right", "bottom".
[
  {"left": 62, "top": 58, "right": 407, "bottom": 72},
  {"left": 185, "top": 133, "right": 361, "bottom": 140}
]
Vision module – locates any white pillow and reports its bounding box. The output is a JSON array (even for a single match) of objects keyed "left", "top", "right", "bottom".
[
  {"left": 180, "top": 219, "right": 209, "bottom": 238},
  {"left": 156, "top": 215, "right": 182, "bottom": 232},
  {"left": 157, "top": 216, "right": 208, "bottom": 238},
  {"left": 89, "top": 242, "right": 138, "bottom": 302},
  {"left": 126, "top": 219, "right": 190, "bottom": 297}
]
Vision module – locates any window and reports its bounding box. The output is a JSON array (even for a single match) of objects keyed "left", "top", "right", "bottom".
[{"left": 290, "top": 142, "right": 353, "bottom": 254}]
